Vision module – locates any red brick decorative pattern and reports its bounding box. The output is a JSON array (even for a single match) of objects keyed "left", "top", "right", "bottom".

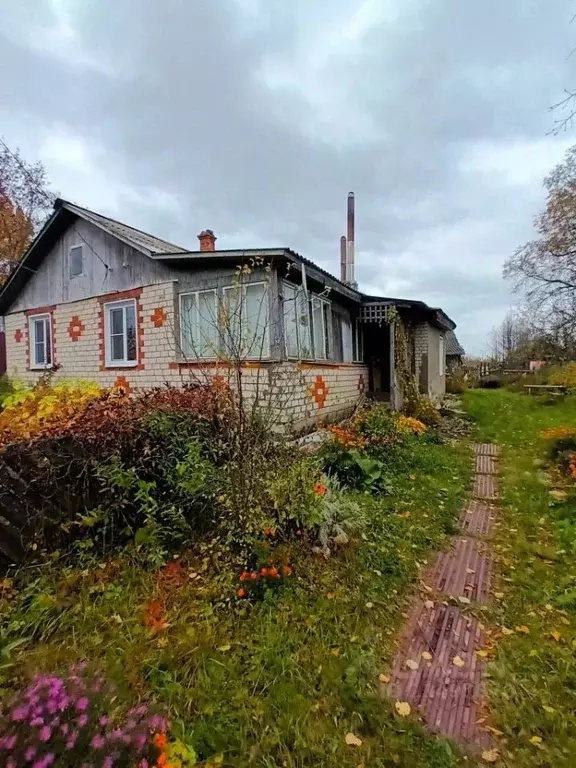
[
  {"left": 113, "top": 375, "right": 131, "bottom": 394},
  {"left": 97, "top": 289, "right": 145, "bottom": 372},
  {"left": 310, "top": 375, "right": 328, "bottom": 408},
  {"left": 67, "top": 315, "right": 85, "bottom": 342},
  {"left": 14, "top": 329, "right": 23, "bottom": 343},
  {"left": 151, "top": 307, "right": 167, "bottom": 328}
]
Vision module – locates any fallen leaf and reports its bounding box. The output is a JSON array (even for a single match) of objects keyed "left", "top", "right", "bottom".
[
  {"left": 365, "top": 602, "right": 374, "bottom": 609},
  {"left": 405, "top": 659, "right": 419, "bottom": 670},
  {"left": 560, "top": 616, "right": 571, "bottom": 626},
  {"left": 529, "top": 735, "right": 542, "bottom": 746},
  {"left": 551, "top": 631, "right": 561, "bottom": 642},
  {"left": 345, "top": 732, "right": 363, "bottom": 747},
  {"left": 501, "top": 627, "right": 514, "bottom": 635},
  {"left": 481, "top": 748, "right": 499, "bottom": 763},
  {"left": 330, "top": 648, "right": 340, "bottom": 657},
  {"left": 452, "top": 655, "right": 465, "bottom": 667},
  {"left": 494, "top": 592, "right": 505, "bottom": 600},
  {"left": 545, "top": 603, "right": 553, "bottom": 611},
  {"left": 217, "top": 644, "right": 231, "bottom": 652},
  {"left": 421, "top": 651, "right": 433, "bottom": 661},
  {"left": 395, "top": 701, "right": 411, "bottom": 716},
  {"left": 326, "top": 593, "right": 335, "bottom": 600},
  {"left": 486, "top": 726, "right": 504, "bottom": 736},
  {"left": 378, "top": 673, "right": 390, "bottom": 684},
  {"left": 466, "top": 568, "right": 475, "bottom": 574},
  {"left": 458, "top": 596, "right": 471, "bottom": 605},
  {"left": 476, "top": 649, "right": 489, "bottom": 658},
  {"left": 424, "top": 600, "right": 435, "bottom": 610},
  {"left": 517, "top": 625, "right": 530, "bottom": 634},
  {"left": 543, "top": 705, "right": 555, "bottom": 714}
]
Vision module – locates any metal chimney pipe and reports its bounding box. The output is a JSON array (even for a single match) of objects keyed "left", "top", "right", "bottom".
[
  {"left": 340, "top": 235, "right": 347, "bottom": 282},
  {"left": 346, "top": 191, "right": 355, "bottom": 286}
]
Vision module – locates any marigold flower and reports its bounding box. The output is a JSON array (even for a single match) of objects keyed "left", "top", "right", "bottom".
[
  {"left": 250, "top": 572, "right": 258, "bottom": 580},
  {"left": 153, "top": 732, "right": 167, "bottom": 750},
  {"left": 239, "top": 571, "right": 249, "bottom": 582},
  {"left": 282, "top": 566, "right": 292, "bottom": 575},
  {"left": 263, "top": 527, "right": 274, "bottom": 536},
  {"left": 157, "top": 754, "right": 167, "bottom": 768},
  {"left": 237, "top": 588, "right": 246, "bottom": 597},
  {"left": 268, "top": 567, "right": 278, "bottom": 577},
  {"left": 260, "top": 568, "right": 268, "bottom": 577},
  {"left": 313, "top": 482, "right": 328, "bottom": 496}
]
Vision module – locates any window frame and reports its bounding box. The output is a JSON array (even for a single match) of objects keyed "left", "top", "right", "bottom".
[
  {"left": 222, "top": 281, "right": 271, "bottom": 360},
  {"left": 283, "top": 280, "right": 331, "bottom": 361},
  {"left": 179, "top": 288, "right": 219, "bottom": 361},
  {"left": 69, "top": 244, "right": 84, "bottom": 279},
  {"left": 352, "top": 319, "right": 364, "bottom": 363},
  {"left": 439, "top": 334, "right": 445, "bottom": 376},
  {"left": 29, "top": 313, "right": 53, "bottom": 370},
  {"left": 103, "top": 298, "right": 139, "bottom": 368}
]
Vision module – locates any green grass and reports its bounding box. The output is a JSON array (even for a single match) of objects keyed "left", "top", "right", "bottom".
[
  {"left": 462, "top": 389, "right": 576, "bottom": 768},
  {"left": 1, "top": 438, "right": 471, "bottom": 768}
]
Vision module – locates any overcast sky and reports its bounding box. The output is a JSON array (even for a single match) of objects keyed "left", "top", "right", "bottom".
[{"left": 1, "top": 0, "right": 575, "bottom": 354}]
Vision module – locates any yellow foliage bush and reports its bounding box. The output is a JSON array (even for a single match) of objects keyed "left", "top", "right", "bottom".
[
  {"left": 549, "top": 363, "right": 576, "bottom": 387},
  {"left": 0, "top": 380, "right": 103, "bottom": 444},
  {"left": 396, "top": 415, "right": 427, "bottom": 435}
]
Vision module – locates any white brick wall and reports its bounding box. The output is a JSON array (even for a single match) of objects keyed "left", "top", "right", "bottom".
[{"left": 3, "top": 282, "right": 368, "bottom": 430}]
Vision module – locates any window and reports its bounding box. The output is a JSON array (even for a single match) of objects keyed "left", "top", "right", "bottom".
[
  {"left": 29, "top": 314, "right": 52, "bottom": 369},
  {"left": 341, "top": 317, "right": 353, "bottom": 363},
  {"left": 223, "top": 282, "right": 270, "bottom": 359},
  {"left": 69, "top": 245, "right": 83, "bottom": 278},
  {"left": 180, "top": 290, "right": 219, "bottom": 359},
  {"left": 352, "top": 319, "right": 364, "bottom": 362},
  {"left": 104, "top": 300, "right": 138, "bottom": 366},
  {"left": 283, "top": 282, "right": 330, "bottom": 360},
  {"left": 439, "top": 334, "right": 445, "bottom": 376}
]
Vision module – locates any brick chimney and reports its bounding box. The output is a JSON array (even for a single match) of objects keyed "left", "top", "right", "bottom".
[{"left": 198, "top": 229, "right": 217, "bottom": 252}]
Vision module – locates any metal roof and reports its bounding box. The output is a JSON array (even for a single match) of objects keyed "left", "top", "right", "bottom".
[
  {"left": 59, "top": 200, "right": 187, "bottom": 256},
  {"left": 446, "top": 330, "right": 465, "bottom": 356}
]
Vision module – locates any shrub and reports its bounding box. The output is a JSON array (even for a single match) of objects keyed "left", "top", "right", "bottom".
[
  {"left": 549, "top": 362, "right": 576, "bottom": 387},
  {"left": 445, "top": 369, "right": 468, "bottom": 394},
  {"left": 478, "top": 375, "right": 502, "bottom": 389},
  {"left": 403, "top": 394, "right": 442, "bottom": 428},
  {"left": 0, "top": 665, "right": 168, "bottom": 767}
]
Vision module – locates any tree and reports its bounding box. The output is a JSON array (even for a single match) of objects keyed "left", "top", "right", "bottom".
[
  {"left": 0, "top": 142, "right": 53, "bottom": 285},
  {"left": 504, "top": 145, "right": 576, "bottom": 346}
]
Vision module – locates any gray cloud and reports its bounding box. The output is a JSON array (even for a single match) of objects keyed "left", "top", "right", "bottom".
[{"left": 0, "top": 0, "right": 575, "bottom": 353}]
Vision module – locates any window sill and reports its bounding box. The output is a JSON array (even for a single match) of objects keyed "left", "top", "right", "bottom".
[{"left": 104, "top": 362, "right": 139, "bottom": 369}]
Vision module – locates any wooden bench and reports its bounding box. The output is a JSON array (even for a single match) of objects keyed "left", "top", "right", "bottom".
[{"left": 524, "top": 384, "right": 569, "bottom": 396}]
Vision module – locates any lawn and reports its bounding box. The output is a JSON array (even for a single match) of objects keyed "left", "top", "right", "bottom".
[
  {"left": 1, "top": 432, "right": 472, "bottom": 767},
  {"left": 462, "top": 389, "right": 576, "bottom": 768}
]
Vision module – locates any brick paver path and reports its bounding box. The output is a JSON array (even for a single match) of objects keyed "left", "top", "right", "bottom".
[{"left": 388, "top": 442, "right": 500, "bottom": 748}]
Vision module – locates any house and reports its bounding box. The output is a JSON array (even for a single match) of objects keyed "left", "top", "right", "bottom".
[
  {"left": 0, "top": 195, "right": 457, "bottom": 431},
  {"left": 445, "top": 330, "right": 465, "bottom": 373}
]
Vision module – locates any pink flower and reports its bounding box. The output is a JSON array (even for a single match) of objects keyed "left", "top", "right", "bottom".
[
  {"left": 65, "top": 731, "right": 78, "bottom": 750},
  {"left": 11, "top": 706, "right": 29, "bottom": 721},
  {"left": 91, "top": 734, "right": 105, "bottom": 749},
  {"left": 103, "top": 757, "right": 115, "bottom": 768},
  {"left": 39, "top": 726, "right": 52, "bottom": 742},
  {"left": 99, "top": 716, "right": 109, "bottom": 727},
  {"left": 139, "top": 761, "right": 149, "bottom": 768},
  {"left": 76, "top": 697, "right": 89, "bottom": 712},
  {"left": 30, "top": 717, "right": 44, "bottom": 727},
  {"left": 25, "top": 746, "right": 37, "bottom": 761},
  {"left": 5, "top": 735, "right": 16, "bottom": 749},
  {"left": 77, "top": 714, "right": 88, "bottom": 727}
]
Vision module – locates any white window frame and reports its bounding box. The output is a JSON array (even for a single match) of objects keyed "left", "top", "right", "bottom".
[
  {"left": 352, "top": 319, "right": 363, "bottom": 363},
  {"left": 179, "top": 289, "right": 220, "bottom": 361},
  {"left": 283, "top": 281, "right": 331, "bottom": 361},
  {"left": 104, "top": 299, "right": 138, "bottom": 368},
  {"left": 69, "top": 244, "right": 84, "bottom": 278},
  {"left": 439, "top": 334, "right": 445, "bottom": 376},
  {"left": 29, "top": 313, "right": 53, "bottom": 370},
  {"left": 222, "top": 281, "right": 270, "bottom": 360}
]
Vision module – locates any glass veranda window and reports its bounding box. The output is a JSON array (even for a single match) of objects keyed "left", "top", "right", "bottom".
[
  {"left": 223, "top": 282, "right": 270, "bottom": 359},
  {"left": 180, "top": 290, "right": 219, "bottom": 359}
]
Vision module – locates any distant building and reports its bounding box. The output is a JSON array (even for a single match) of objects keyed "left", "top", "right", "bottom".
[{"left": 445, "top": 330, "right": 465, "bottom": 372}]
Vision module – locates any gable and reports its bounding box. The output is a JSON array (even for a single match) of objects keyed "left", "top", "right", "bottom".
[{"left": 6, "top": 218, "right": 175, "bottom": 314}]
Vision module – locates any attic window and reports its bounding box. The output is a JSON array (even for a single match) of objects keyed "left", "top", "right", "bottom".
[{"left": 69, "top": 245, "right": 83, "bottom": 278}]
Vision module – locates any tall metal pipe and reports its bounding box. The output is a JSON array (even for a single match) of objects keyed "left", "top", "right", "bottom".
[
  {"left": 346, "top": 191, "right": 355, "bottom": 286},
  {"left": 340, "top": 235, "right": 347, "bottom": 282}
]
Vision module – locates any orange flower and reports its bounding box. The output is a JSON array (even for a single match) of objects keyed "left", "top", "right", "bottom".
[
  {"left": 268, "top": 567, "right": 278, "bottom": 577},
  {"left": 313, "top": 482, "right": 328, "bottom": 496},
  {"left": 237, "top": 588, "right": 246, "bottom": 597},
  {"left": 250, "top": 572, "right": 259, "bottom": 581},
  {"left": 154, "top": 732, "right": 167, "bottom": 750},
  {"left": 260, "top": 568, "right": 268, "bottom": 577},
  {"left": 263, "top": 527, "right": 274, "bottom": 536},
  {"left": 282, "top": 565, "right": 292, "bottom": 575},
  {"left": 157, "top": 754, "right": 167, "bottom": 768},
  {"left": 239, "top": 571, "right": 249, "bottom": 582}
]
